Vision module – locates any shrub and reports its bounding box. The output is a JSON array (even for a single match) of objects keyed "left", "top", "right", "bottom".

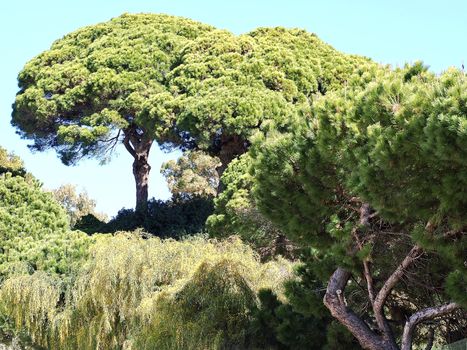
[
  {"left": 0, "top": 234, "right": 295, "bottom": 349},
  {"left": 0, "top": 173, "right": 90, "bottom": 278}
]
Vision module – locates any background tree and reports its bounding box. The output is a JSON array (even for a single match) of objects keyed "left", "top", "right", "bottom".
[
  {"left": 51, "top": 184, "right": 107, "bottom": 227},
  {"left": 170, "top": 27, "right": 375, "bottom": 177},
  {"left": 12, "top": 13, "right": 214, "bottom": 214},
  {"left": 0, "top": 146, "right": 26, "bottom": 177},
  {"left": 251, "top": 65, "right": 466, "bottom": 349},
  {"left": 161, "top": 151, "right": 221, "bottom": 199}
]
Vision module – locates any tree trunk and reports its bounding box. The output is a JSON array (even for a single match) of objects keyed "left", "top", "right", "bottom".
[
  {"left": 323, "top": 268, "right": 394, "bottom": 350},
  {"left": 133, "top": 153, "right": 151, "bottom": 216},
  {"left": 123, "top": 127, "right": 153, "bottom": 217}
]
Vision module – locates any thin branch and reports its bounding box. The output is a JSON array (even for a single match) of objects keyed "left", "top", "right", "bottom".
[
  {"left": 363, "top": 260, "right": 376, "bottom": 305},
  {"left": 424, "top": 328, "right": 435, "bottom": 350},
  {"left": 352, "top": 224, "right": 375, "bottom": 306},
  {"left": 100, "top": 129, "right": 121, "bottom": 157},
  {"left": 401, "top": 302, "right": 461, "bottom": 350}
]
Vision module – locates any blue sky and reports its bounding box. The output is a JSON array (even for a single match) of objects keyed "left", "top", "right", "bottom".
[{"left": 0, "top": 0, "right": 465, "bottom": 216}]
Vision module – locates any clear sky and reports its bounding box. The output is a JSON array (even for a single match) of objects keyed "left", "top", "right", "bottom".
[{"left": 0, "top": 0, "right": 465, "bottom": 216}]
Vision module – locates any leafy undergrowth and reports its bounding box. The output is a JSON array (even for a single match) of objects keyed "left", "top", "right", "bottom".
[{"left": 0, "top": 233, "right": 295, "bottom": 350}]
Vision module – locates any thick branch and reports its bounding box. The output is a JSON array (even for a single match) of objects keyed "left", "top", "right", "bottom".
[
  {"left": 123, "top": 132, "right": 137, "bottom": 159},
  {"left": 401, "top": 302, "right": 461, "bottom": 350},
  {"left": 324, "top": 268, "right": 388, "bottom": 350},
  {"left": 373, "top": 245, "right": 423, "bottom": 341},
  {"left": 323, "top": 203, "right": 397, "bottom": 350},
  {"left": 374, "top": 245, "right": 422, "bottom": 308}
]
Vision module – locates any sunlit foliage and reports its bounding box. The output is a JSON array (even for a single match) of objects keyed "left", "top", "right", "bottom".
[
  {"left": 12, "top": 14, "right": 214, "bottom": 165},
  {"left": 0, "top": 147, "right": 26, "bottom": 178},
  {"left": 161, "top": 151, "right": 221, "bottom": 199},
  {"left": 0, "top": 234, "right": 294, "bottom": 349},
  {"left": 0, "top": 173, "right": 90, "bottom": 278}
]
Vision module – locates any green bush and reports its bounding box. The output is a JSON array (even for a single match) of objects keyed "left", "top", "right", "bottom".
[{"left": 0, "top": 173, "right": 90, "bottom": 278}]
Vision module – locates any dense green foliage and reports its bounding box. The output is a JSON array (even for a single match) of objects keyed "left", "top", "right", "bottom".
[
  {"left": 12, "top": 13, "right": 214, "bottom": 164},
  {"left": 78, "top": 196, "right": 214, "bottom": 237},
  {"left": 251, "top": 64, "right": 466, "bottom": 348},
  {"left": 0, "top": 172, "right": 90, "bottom": 278},
  {"left": 172, "top": 27, "right": 374, "bottom": 153}
]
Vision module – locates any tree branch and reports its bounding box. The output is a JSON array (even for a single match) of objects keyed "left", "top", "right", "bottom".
[
  {"left": 363, "top": 260, "right": 376, "bottom": 305},
  {"left": 101, "top": 129, "right": 121, "bottom": 157},
  {"left": 324, "top": 268, "right": 388, "bottom": 350},
  {"left": 401, "top": 302, "right": 461, "bottom": 350},
  {"left": 323, "top": 203, "right": 397, "bottom": 350},
  {"left": 424, "top": 327, "right": 435, "bottom": 350},
  {"left": 123, "top": 132, "right": 137, "bottom": 159},
  {"left": 373, "top": 244, "right": 423, "bottom": 342},
  {"left": 352, "top": 220, "right": 375, "bottom": 306}
]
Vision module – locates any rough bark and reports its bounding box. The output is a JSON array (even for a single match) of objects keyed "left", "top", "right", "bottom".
[
  {"left": 324, "top": 268, "right": 390, "bottom": 350},
  {"left": 401, "top": 302, "right": 461, "bottom": 350},
  {"left": 123, "top": 127, "right": 153, "bottom": 216},
  {"left": 324, "top": 203, "right": 398, "bottom": 350},
  {"left": 133, "top": 153, "right": 151, "bottom": 215}
]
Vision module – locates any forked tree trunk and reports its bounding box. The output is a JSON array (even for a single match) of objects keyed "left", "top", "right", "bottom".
[
  {"left": 324, "top": 203, "right": 399, "bottom": 350},
  {"left": 323, "top": 207, "right": 461, "bottom": 350}
]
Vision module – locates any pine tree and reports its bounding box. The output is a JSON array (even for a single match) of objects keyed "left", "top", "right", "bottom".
[{"left": 251, "top": 64, "right": 466, "bottom": 349}]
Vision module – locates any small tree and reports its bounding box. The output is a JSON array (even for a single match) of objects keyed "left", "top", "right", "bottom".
[
  {"left": 161, "top": 151, "right": 221, "bottom": 199},
  {"left": 51, "top": 184, "right": 107, "bottom": 227}
]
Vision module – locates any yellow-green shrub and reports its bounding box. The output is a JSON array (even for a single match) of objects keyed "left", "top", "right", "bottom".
[{"left": 0, "top": 233, "right": 295, "bottom": 349}]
